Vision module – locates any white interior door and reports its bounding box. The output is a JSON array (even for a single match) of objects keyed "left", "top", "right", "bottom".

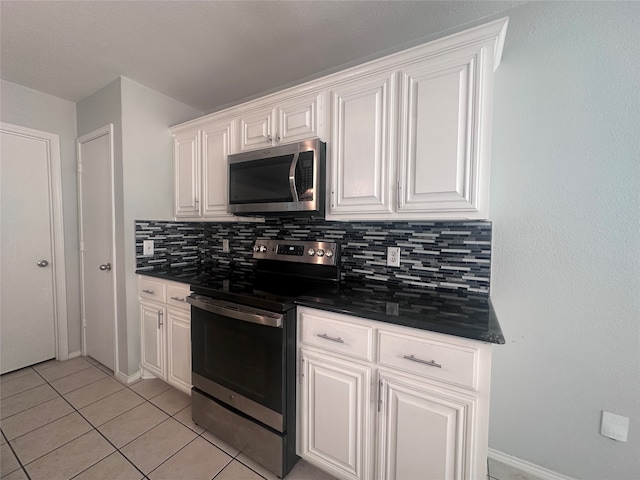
[
  {"left": 0, "top": 123, "right": 68, "bottom": 374},
  {"left": 77, "top": 125, "right": 116, "bottom": 371}
]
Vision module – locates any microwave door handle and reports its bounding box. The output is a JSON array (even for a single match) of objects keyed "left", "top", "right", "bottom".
[{"left": 288, "top": 153, "right": 300, "bottom": 202}]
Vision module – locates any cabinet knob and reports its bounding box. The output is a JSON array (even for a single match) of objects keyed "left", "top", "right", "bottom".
[{"left": 37, "top": 260, "right": 49, "bottom": 267}]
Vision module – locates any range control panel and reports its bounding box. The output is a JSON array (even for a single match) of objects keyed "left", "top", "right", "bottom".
[{"left": 253, "top": 239, "right": 338, "bottom": 266}]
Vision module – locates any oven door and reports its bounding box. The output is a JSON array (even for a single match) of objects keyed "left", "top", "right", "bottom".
[{"left": 188, "top": 295, "right": 286, "bottom": 431}]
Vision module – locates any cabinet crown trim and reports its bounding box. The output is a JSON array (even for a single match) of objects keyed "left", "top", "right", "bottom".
[{"left": 170, "top": 17, "right": 508, "bottom": 133}]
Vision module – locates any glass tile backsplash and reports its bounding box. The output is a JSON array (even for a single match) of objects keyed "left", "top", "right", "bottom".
[{"left": 135, "top": 218, "right": 492, "bottom": 295}]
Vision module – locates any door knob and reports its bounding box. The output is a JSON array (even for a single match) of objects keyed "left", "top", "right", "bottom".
[
  {"left": 37, "top": 260, "right": 49, "bottom": 267},
  {"left": 99, "top": 263, "right": 111, "bottom": 271}
]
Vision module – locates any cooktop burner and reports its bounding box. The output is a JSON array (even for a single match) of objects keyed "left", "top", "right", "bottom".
[{"left": 190, "top": 239, "right": 340, "bottom": 312}]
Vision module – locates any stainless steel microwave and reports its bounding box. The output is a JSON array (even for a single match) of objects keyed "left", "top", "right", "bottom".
[{"left": 227, "top": 138, "right": 326, "bottom": 217}]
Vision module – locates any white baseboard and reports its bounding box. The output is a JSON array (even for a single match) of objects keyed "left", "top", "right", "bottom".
[
  {"left": 488, "top": 449, "right": 576, "bottom": 480},
  {"left": 67, "top": 350, "right": 82, "bottom": 359},
  {"left": 139, "top": 368, "right": 158, "bottom": 380},
  {"left": 115, "top": 369, "right": 141, "bottom": 385}
]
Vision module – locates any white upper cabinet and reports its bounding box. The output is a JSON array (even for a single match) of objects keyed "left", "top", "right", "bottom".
[
  {"left": 173, "top": 130, "right": 200, "bottom": 217},
  {"left": 329, "top": 71, "right": 396, "bottom": 215},
  {"left": 201, "top": 118, "right": 234, "bottom": 218},
  {"left": 173, "top": 117, "right": 238, "bottom": 221},
  {"left": 396, "top": 46, "right": 493, "bottom": 218},
  {"left": 238, "top": 92, "right": 325, "bottom": 152},
  {"left": 326, "top": 18, "right": 507, "bottom": 221},
  {"left": 171, "top": 18, "right": 507, "bottom": 222}
]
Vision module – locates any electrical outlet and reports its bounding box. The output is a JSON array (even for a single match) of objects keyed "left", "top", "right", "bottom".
[
  {"left": 386, "top": 302, "right": 400, "bottom": 316},
  {"left": 222, "top": 239, "right": 230, "bottom": 253},
  {"left": 387, "top": 246, "right": 401, "bottom": 267},
  {"left": 143, "top": 240, "right": 154, "bottom": 256}
]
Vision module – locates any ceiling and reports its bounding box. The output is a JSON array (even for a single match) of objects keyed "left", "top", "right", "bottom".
[{"left": 0, "top": 1, "right": 526, "bottom": 114}]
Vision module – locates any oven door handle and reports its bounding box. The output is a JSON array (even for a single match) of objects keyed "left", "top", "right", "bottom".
[{"left": 187, "top": 295, "right": 283, "bottom": 328}]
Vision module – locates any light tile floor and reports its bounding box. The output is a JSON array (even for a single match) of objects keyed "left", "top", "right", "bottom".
[{"left": 1, "top": 357, "right": 535, "bottom": 480}]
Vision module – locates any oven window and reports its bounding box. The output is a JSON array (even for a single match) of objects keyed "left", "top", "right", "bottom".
[{"left": 191, "top": 307, "right": 284, "bottom": 413}]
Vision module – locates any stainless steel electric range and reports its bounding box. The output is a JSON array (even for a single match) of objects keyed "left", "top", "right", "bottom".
[{"left": 187, "top": 239, "right": 339, "bottom": 478}]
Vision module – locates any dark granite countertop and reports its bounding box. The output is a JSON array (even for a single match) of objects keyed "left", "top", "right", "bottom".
[
  {"left": 295, "top": 280, "right": 504, "bottom": 344},
  {"left": 136, "top": 267, "right": 505, "bottom": 345},
  {"left": 136, "top": 266, "right": 235, "bottom": 287}
]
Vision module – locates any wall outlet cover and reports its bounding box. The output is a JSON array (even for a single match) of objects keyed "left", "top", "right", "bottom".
[
  {"left": 600, "top": 410, "right": 629, "bottom": 442},
  {"left": 387, "top": 246, "right": 401, "bottom": 267},
  {"left": 143, "top": 240, "right": 154, "bottom": 256}
]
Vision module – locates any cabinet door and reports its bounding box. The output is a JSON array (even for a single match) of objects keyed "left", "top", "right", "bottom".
[
  {"left": 299, "top": 349, "right": 372, "bottom": 480},
  {"left": 140, "top": 301, "right": 165, "bottom": 379},
  {"left": 174, "top": 130, "right": 200, "bottom": 217},
  {"left": 277, "top": 93, "right": 324, "bottom": 144},
  {"left": 166, "top": 308, "right": 191, "bottom": 395},
  {"left": 398, "top": 50, "right": 485, "bottom": 217},
  {"left": 238, "top": 106, "right": 274, "bottom": 152},
  {"left": 329, "top": 72, "right": 396, "bottom": 217},
  {"left": 201, "top": 119, "right": 235, "bottom": 219},
  {"left": 377, "top": 372, "right": 475, "bottom": 480}
]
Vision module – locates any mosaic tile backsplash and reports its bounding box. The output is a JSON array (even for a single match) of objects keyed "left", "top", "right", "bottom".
[{"left": 136, "top": 218, "right": 492, "bottom": 295}]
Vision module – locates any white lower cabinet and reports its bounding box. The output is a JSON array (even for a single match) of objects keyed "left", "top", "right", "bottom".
[
  {"left": 299, "top": 349, "right": 372, "bottom": 480},
  {"left": 166, "top": 308, "right": 192, "bottom": 393},
  {"left": 297, "top": 306, "right": 492, "bottom": 480},
  {"left": 139, "top": 276, "right": 192, "bottom": 395},
  {"left": 377, "top": 371, "right": 475, "bottom": 480},
  {"left": 140, "top": 301, "right": 165, "bottom": 379}
]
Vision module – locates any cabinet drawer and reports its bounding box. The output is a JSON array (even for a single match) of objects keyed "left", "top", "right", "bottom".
[
  {"left": 166, "top": 285, "right": 190, "bottom": 311},
  {"left": 299, "top": 309, "right": 373, "bottom": 361},
  {"left": 378, "top": 330, "right": 479, "bottom": 390},
  {"left": 139, "top": 278, "right": 166, "bottom": 303}
]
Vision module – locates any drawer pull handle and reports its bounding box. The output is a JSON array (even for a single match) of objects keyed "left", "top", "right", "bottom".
[
  {"left": 403, "top": 354, "right": 442, "bottom": 368},
  {"left": 317, "top": 333, "right": 344, "bottom": 344},
  {"left": 170, "top": 296, "right": 186, "bottom": 302},
  {"left": 142, "top": 289, "right": 155, "bottom": 294}
]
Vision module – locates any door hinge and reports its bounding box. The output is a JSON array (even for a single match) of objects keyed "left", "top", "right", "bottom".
[
  {"left": 81, "top": 318, "right": 87, "bottom": 329},
  {"left": 378, "top": 378, "right": 383, "bottom": 413},
  {"left": 77, "top": 163, "right": 82, "bottom": 174},
  {"left": 80, "top": 241, "right": 85, "bottom": 252}
]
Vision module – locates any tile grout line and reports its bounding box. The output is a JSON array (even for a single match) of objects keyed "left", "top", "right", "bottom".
[
  {"left": 3, "top": 361, "right": 271, "bottom": 480},
  {"left": 2, "top": 360, "right": 141, "bottom": 479},
  {"left": 1, "top": 428, "right": 32, "bottom": 480},
  {"left": 47, "top": 372, "right": 113, "bottom": 398},
  {"left": 58, "top": 373, "right": 224, "bottom": 479},
  {"left": 31, "top": 361, "right": 148, "bottom": 480}
]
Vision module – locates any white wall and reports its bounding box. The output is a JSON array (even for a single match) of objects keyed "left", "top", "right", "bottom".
[
  {"left": 0, "top": 79, "right": 82, "bottom": 354},
  {"left": 120, "top": 77, "right": 201, "bottom": 375},
  {"left": 488, "top": 2, "right": 640, "bottom": 479}
]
